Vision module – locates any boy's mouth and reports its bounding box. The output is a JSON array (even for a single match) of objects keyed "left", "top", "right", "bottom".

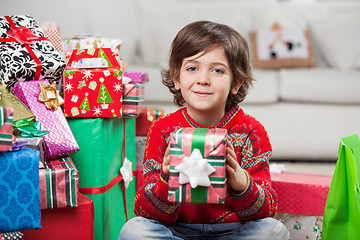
[{"left": 193, "top": 91, "right": 212, "bottom": 97}]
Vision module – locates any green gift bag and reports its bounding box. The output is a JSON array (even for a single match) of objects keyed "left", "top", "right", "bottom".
[
  {"left": 68, "top": 117, "right": 136, "bottom": 240},
  {"left": 322, "top": 134, "right": 360, "bottom": 240}
]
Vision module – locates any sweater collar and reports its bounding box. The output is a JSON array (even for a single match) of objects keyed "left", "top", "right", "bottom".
[{"left": 182, "top": 105, "right": 241, "bottom": 128}]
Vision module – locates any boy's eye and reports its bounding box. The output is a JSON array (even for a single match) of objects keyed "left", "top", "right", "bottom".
[
  {"left": 187, "top": 66, "right": 198, "bottom": 72},
  {"left": 213, "top": 68, "right": 224, "bottom": 74}
]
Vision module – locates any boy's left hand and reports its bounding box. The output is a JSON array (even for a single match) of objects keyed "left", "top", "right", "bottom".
[{"left": 226, "top": 141, "right": 248, "bottom": 193}]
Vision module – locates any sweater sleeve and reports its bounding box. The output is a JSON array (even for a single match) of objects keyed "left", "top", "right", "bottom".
[
  {"left": 134, "top": 118, "right": 180, "bottom": 223},
  {"left": 226, "top": 117, "right": 277, "bottom": 221}
]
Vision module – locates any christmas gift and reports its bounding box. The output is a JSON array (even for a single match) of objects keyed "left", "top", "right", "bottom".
[
  {"left": 40, "top": 21, "right": 64, "bottom": 53},
  {"left": 0, "top": 231, "right": 23, "bottom": 240},
  {"left": 168, "top": 128, "right": 227, "bottom": 204},
  {"left": 271, "top": 172, "right": 332, "bottom": 216},
  {"left": 323, "top": 134, "right": 360, "bottom": 240},
  {"left": 68, "top": 117, "right": 136, "bottom": 240},
  {"left": 123, "top": 71, "right": 149, "bottom": 84},
  {"left": 39, "top": 157, "right": 79, "bottom": 209},
  {"left": 0, "top": 107, "right": 13, "bottom": 152},
  {"left": 15, "top": 136, "right": 45, "bottom": 164},
  {"left": 22, "top": 193, "right": 94, "bottom": 240},
  {"left": 63, "top": 35, "right": 121, "bottom": 63},
  {"left": 122, "top": 82, "right": 144, "bottom": 118},
  {"left": 0, "top": 15, "right": 65, "bottom": 89},
  {"left": 12, "top": 80, "right": 80, "bottom": 160},
  {"left": 64, "top": 48, "right": 123, "bottom": 118},
  {"left": 0, "top": 148, "right": 41, "bottom": 232},
  {"left": 135, "top": 107, "right": 165, "bottom": 136},
  {"left": 0, "top": 82, "right": 35, "bottom": 121}
]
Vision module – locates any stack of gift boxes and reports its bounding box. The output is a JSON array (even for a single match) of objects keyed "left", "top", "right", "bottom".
[{"left": 0, "top": 14, "right": 148, "bottom": 240}]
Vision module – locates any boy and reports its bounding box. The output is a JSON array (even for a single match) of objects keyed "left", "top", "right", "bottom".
[{"left": 120, "top": 21, "right": 289, "bottom": 240}]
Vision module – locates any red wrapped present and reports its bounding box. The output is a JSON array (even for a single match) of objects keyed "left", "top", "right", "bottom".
[
  {"left": 40, "top": 21, "right": 64, "bottom": 53},
  {"left": 271, "top": 172, "right": 332, "bottom": 216},
  {"left": 135, "top": 108, "right": 165, "bottom": 136},
  {"left": 22, "top": 193, "right": 94, "bottom": 240},
  {"left": 39, "top": 157, "right": 79, "bottom": 209},
  {"left": 0, "top": 107, "right": 13, "bottom": 152},
  {"left": 12, "top": 80, "right": 80, "bottom": 160},
  {"left": 0, "top": 15, "right": 65, "bottom": 89},
  {"left": 64, "top": 48, "right": 123, "bottom": 118},
  {"left": 168, "top": 128, "right": 227, "bottom": 204}
]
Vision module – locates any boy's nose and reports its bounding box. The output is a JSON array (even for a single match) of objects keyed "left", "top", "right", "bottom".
[{"left": 197, "top": 72, "right": 210, "bottom": 85}]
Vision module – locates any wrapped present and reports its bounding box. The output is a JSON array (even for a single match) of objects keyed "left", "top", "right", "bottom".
[
  {"left": 135, "top": 107, "right": 165, "bottom": 136},
  {"left": 12, "top": 80, "right": 80, "bottom": 160},
  {"left": 15, "top": 137, "right": 46, "bottom": 164},
  {"left": 40, "top": 21, "right": 64, "bottom": 53},
  {"left": 0, "top": 15, "right": 65, "bottom": 89},
  {"left": 22, "top": 193, "right": 94, "bottom": 240},
  {"left": 0, "top": 82, "right": 35, "bottom": 121},
  {"left": 0, "top": 107, "right": 13, "bottom": 152},
  {"left": 63, "top": 35, "right": 121, "bottom": 63},
  {"left": 168, "top": 128, "right": 227, "bottom": 204},
  {"left": 0, "top": 231, "right": 23, "bottom": 240},
  {"left": 0, "top": 148, "right": 41, "bottom": 232},
  {"left": 68, "top": 117, "right": 136, "bottom": 240},
  {"left": 122, "top": 83, "right": 144, "bottom": 117},
  {"left": 39, "top": 157, "right": 79, "bottom": 209},
  {"left": 123, "top": 71, "right": 149, "bottom": 84},
  {"left": 271, "top": 172, "right": 332, "bottom": 216},
  {"left": 64, "top": 48, "right": 123, "bottom": 118},
  {"left": 275, "top": 213, "right": 323, "bottom": 240}
]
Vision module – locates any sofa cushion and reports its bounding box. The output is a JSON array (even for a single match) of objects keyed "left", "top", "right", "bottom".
[
  {"left": 244, "top": 69, "right": 279, "bottom": 104},
  {"left": 279, "top": 68, "right": 360, "bottom": 104},
  {"left": 309, "top": 5, "right": 360, "bottom": 71}
]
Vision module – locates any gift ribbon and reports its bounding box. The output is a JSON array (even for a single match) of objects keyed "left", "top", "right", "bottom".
[
  {"left": 38, "top": 82, "right": 64, "bottom": 110},
  {"left": 13, "top": 117, "right": 35, "bottom": 129},
  {"left": 0, "top": 16, "right": 48, "bottom": 80},
  {"left": 16, "top": 120, "right": 50, "bottom": 137},
  {"left": 79, "top": 119, "right": 132, "bottom": 221}
]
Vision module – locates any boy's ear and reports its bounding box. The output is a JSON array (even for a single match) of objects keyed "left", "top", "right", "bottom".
[
  {"left": 174, "top": 78, "right": 181, "bottom": 90},
  {"left": 231, "top": 79, "right": 244, "bottom": 94}
]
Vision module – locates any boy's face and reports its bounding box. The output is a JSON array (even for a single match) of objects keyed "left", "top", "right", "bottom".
[{"left": 174, "top": 46, "right": 239, "bottom": 122}]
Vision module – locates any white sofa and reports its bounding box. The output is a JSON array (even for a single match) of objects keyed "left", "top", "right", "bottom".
[
  {"left": 126, "top": 0, "right": 360, "bottom": 161},
  {"left": 2, "top": 0, "right": 360, "bottom": 161}
]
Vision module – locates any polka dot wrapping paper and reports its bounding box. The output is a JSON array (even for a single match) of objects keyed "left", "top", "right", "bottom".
[{"left": 12, "top": 80, "right": 80, "bottom": 160}]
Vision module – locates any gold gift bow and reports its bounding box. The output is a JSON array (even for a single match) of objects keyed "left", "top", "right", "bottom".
[{"left": 38, "top": 82, "right": 64, "bottom": 110}]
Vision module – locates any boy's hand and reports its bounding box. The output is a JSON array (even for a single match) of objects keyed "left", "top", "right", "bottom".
[
  {"left": 226, "top": 141, "right": 248, "bottom": 193},
  {"left": 162, "top": 145, "right": 171, "bottom": 175}
]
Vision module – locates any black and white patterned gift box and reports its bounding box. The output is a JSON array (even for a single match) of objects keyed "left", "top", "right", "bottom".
[{"left": 0, "top": 15, "right": 65, "bottom": 89}]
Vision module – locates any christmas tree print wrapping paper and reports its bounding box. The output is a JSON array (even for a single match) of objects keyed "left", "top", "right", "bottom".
[
  {"left": 67, "top": 117, "right": 136, "bottom": 240},
  {"left": 64, "top": 48, "right": 123, "bottom": 118},
  {"left": 168, "top": 128, "right": 227, "bottom": 204},
  {"left": 12, "top": 80, "right": 80, "bottom": 160},
  {"left": 0, "top": 107, "right": 14, "bottom": 152},
  {"left": 0, "top": 148, "right": 41, "bottom": 232},
  {"left": 39, "top": 157, "right": 79, "bottom": 210},
  {"left": 0, "top": 15, "right": 65, "bottom": 89}
]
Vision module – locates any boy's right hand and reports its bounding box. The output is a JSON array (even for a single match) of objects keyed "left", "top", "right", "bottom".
[{"left": 162, "top": 145, "right": 171, "bottom": 175}]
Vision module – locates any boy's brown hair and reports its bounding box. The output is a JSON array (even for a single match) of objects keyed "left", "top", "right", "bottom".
[{"left": 162, "top": 20, "right": 254, "bottom": 112}]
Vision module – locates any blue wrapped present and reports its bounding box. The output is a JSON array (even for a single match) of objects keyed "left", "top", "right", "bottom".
[{"left": 0, "top": 148, "right": 41, "bottom": 231}]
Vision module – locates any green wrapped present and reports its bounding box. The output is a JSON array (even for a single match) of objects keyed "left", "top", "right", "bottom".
[{"left": 68, "top": 117, "right": 136, "bottom": 240}]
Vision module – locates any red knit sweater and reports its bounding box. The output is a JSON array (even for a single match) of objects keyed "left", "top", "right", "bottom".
[{"left": 134, "top": 105, "right": 277, "bottom": 224}]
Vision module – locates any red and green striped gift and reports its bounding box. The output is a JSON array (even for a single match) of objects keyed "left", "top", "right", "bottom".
[
  {"left": 168, "top": 128, "right": 227, "bottom": 204},
  {"left": 122, "top": 83, "right": 144, "bottom": 117},
  {"left": 39, "top": 157, "right": 79, "bottom": 209},
  {"left": 0, "top": 107, "right": 14, "bottom": 152}
]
